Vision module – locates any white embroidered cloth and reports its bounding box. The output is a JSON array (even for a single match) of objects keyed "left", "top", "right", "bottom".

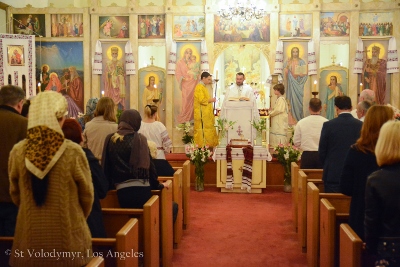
[
  {"left": 387, "top": 37, "right": 399, "bottom": 74},
  {"left": 125, "top": 41, "right": 136, "bottom": 75},
  {"left": 200, "top": 39, "right": 209, "bottom": 73},
  {"left": 274, "top": 40, "right": 284, "bottom": 74},
  {"left": 92, "top": 40, "right": 102, "bottom": 75},
  {"left": 353, "top": 38, "right": 364, "bottom": 74},
  {"left": 167, "top": 41, "right": 177, "bottom": 75},
  {"left": 308, "top": 40, "right": 317, "bottom": 75}
]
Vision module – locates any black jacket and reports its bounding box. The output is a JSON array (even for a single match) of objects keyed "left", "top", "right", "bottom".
[{"left": 364, "top": 163, "right": 400, "bottom": 253}]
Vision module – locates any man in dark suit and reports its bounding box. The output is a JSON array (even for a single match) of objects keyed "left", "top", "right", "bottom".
[
  {"left": 0, "top": 85, "right": 27, "bottom": 236},
  {"left": 318, "top": 96, "right": 362, "bottom": 193}
]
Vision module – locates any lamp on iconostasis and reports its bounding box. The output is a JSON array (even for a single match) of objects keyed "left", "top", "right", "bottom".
[{"left": 312, "top": 80, "right": 319, "bottom": 98}]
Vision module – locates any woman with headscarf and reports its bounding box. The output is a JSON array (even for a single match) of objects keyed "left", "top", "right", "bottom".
[
  {"left": 8, "top": 91, "right": 94, "bottom": 267},
  {"left": 102, "top": 109, "right": 167, "bottom": 208}
]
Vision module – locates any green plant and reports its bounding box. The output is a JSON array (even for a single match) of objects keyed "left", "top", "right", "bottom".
[
  {"left": 176, "top": 122, "right": 193, "bottom": 144},
  {"left": 215, "top": 118, "right": 236, "bottom": 138},
  {"left": 274, "top": 143, "right": 302, "bottom": 185},
  {"left": 250, "top": 118, "right": 267, "bottom": 132}
]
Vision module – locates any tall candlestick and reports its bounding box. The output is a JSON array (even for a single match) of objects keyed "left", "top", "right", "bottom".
[
  {"left": 216, "top": 69, "right": 218, "bottom": 80},
  {"left": 313, "top": 80, "right": 317, "bottom": 92},
  {"left": 101, "top": 90, "right": 104, "bottom": 97},
  {"left": 360, "top": 83, "right": 363, "bottom": 92}
]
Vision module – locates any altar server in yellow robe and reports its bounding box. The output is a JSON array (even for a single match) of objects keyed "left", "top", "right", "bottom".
[{"left": 193, "top": 72, "right": 218, "bottom": 147}]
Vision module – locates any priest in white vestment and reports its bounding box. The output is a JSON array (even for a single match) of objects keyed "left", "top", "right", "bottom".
[
  {"left": 220, "top": 72, "right": 260, "bottom": 142},
  {"left": 221, "top": 72, "right": 259, "bottom": 120}
]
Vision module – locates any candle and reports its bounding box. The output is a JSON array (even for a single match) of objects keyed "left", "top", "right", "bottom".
[
  {"left": 360, "top": 83, "right": 363, "bottom": 92},
  {"left": 313, "top": 80, "right": 317, "bottom": 92},
  {"left": 40, "top": 73, "right": 42, "bottom": 82},
  {"left": 101, "top": 90, "right": 104, "bottom": 97},
  {"left": 215, "top": 69, "right": 218, "bottom": 80}
]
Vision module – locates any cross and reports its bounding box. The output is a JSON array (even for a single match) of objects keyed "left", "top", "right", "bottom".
[
  {"left": 331, "top": 55, "right": 336, "bottom": 64},
  {"left": 236, "top": 125, "right": 243, "bottom": 137},
  {"left": 150, "top": 56, "right": 155, "bottom": 65}
]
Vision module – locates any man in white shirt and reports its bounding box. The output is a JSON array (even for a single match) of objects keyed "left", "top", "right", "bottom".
[
  {"left": 293, "top": 98, "right": 328, "bottom": 168},
  {"left": 355, "top": 100, "right": 372, "bottom": 122},
  {"left": 220, "top": 72, "right": 259, "bottom": 121},
  {"left": 351, "top": 89, "right": 375, "bottom": 118}
]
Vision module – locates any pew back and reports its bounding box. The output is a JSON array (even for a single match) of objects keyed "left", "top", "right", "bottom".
[
  {"left": 173, "top": 159, "right": 191, "bottom": 230},
  {"left": 306, "top": 182, "right": 350, "bottom": 267},
  {"left": 92, "top": 218, "right": 139, "bottom": 267},
  {"left": 101, "top": 188, "right": 173, "bottom": 267},
  {"left": 102, "top": 195, "right": 160, "bottom": 267},
  {"left": 320, "top": 198, "right": 350, "bottom": 267},
  {"left": 291, "top": 162, "right": 300, "bottom": 232},
  {"left": 339, "top": 224, "right": 362, "bottom": 267},
  {"left": 298, "top": 169, "right": 323, "bottom": 250},
  {"left": 159, "top": 168, "right": 183, "bottom": 247}
]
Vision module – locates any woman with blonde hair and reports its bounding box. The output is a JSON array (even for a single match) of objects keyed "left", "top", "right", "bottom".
[
  {"left": 8, "top": 91, "right": 93, "bottom": 266},
  {"left": 365, "top": 120, "right": 400, "bottom": 266},
  {"left": 83, "top": 97, "right": 118, "bottom": 161},
  {"left": 340, "top": 105, "right": 394, "bottom": 239},
  {"left": 138, "top": 105, "right": 172, "bottom": 159}
]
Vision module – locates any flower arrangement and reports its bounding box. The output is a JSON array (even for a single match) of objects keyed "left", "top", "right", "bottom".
[
  {"left": 176, "top": 122, "right": 193, "bottom": 144},
  {"left": 215, "top": 118, "right": 236, "bottom": 138},
  {"left": 250, "top": 118, "right": 267, "bottom": 132},
  {"left": 274, "top": 143, "right": 302, "bottom": 186},
  {"left": 185, "top": 143, "right": 212, "bottom": 191}
]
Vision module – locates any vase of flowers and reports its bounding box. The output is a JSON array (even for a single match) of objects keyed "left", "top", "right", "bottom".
[
  {"left": 274, "top": 143, "right": 302, "bottom": 192},
  {"left": 250, "top": 118, "right": 267, "bottom": 146},
  {"left": 176, "top": 122, "right": 193, "bottom": 144},
  {"left": 185, "top": 143, "right": 212, "bottom": 192},
  {"left": 215, "top": 118, "right": 236, "bottom": 147}
]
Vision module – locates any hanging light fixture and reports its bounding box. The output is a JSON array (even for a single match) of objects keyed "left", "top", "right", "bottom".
[{"left": 217, "top": 0, "right": 266, "bottom": 21}]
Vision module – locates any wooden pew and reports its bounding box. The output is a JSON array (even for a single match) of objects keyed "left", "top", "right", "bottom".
[
  {"left": 152, "top": 186, "right": 174, "bottom": 267},
  {"left": 86, "top": 256, "right": 105, "bottom": 267},
  {"left": 101, "top": 186, "right": 173, "bottom": 267},
  {"left": 159, "top": 168, "right": 183, "bottom": 248},
  {"left": 306, "top": 182, "right": 350, "bottom": 267},
  {"left": 320, "top": 198, "right": 350, "bottom": 267},
  {"left": 173, "top": 159, "right": 191, "bottom": 230},
  {"left": 339, "top": 224, "right": 362, "bottom": 267},
  {"left": 102, "top": 195, "right": 160, "bottom": 267},
  {"left": 0, "top": 218, "right": 137, "bottom": 267},
  {"left": 291, "top": 162, "right": 300, "bottom": 232},
  {"left": 92, "top": 218, "right": 139, "bottom": 267},
  {"left": 297, "top": 170, "right": 324, "bottom": 251}
]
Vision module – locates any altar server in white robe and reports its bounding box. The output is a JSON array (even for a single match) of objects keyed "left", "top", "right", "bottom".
[
  {"left": 269, "top": 83, "right": 288, "bottom": 147},
  {"left": 220, "top": 72, "right": 260, "bottom": 121}
]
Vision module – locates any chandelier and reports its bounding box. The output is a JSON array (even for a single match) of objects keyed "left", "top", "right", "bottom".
[{"left": 217, "top": 1, "right": 266, "bottom": 21}]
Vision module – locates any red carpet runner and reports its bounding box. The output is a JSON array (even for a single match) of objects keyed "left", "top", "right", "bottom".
[{"left": 172, "top": 187, "right": 307, "bottom": 267}]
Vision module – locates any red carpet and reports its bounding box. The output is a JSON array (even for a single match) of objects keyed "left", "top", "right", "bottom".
[{"left": 172, "top": 186, "right": 307, "bottom": 267}]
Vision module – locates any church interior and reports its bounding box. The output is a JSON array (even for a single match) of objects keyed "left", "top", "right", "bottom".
[
  {"left": 1, "top": 0, "right": 399, "bottom": 152},
  {"left": 1, "top": 0, "right": 400, "bottom": 265}
]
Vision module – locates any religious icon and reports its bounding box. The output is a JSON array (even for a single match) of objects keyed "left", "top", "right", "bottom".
[
  {"left": 319, "top": 67, "right": 349, "bottom": 120},
  {"left": 8, "top": 45, "right": 24, "bottom": 66},
  {"left": 50, "top": 14, "right": 84, "bottom": 37},
  {"left": 361, "top": 41, "right": 389, "bottom": 104},
  {"left": 13, "top": 14, "right": 45, "bottom": 37},
  {"left": 138, "top": 65, "right": 167, "bottom": 124},
  {"left": 99, "top": 16, "right": 129, "bottom": 38},
  {"left": 138, "top": 14, "right": 166, "bottom": 39},
  {"left": 173, "top": 15, "right": 204, "bottom": 39}
]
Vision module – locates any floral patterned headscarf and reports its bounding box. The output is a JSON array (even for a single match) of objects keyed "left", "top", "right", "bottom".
[{"left": 25, "top": 91, "right": 68, "bottom": 179}]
